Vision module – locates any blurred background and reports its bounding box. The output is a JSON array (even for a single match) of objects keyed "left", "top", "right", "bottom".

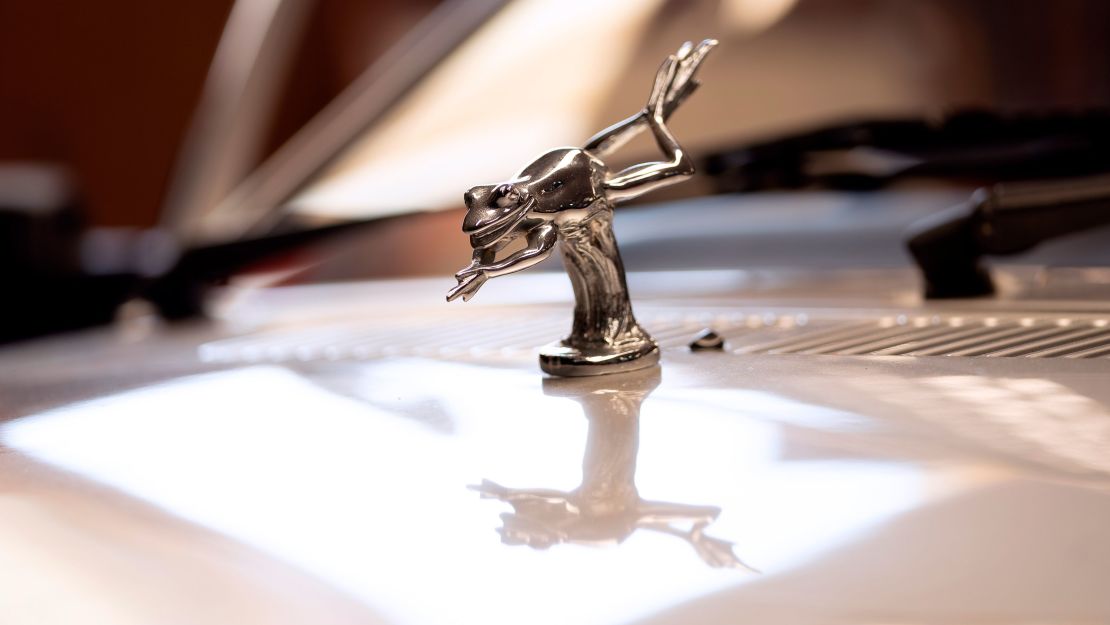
[
  {"left": 3, "top": 0, "right": 1110, "bottom": 341},
  {"left": 0, "top": 0, "right": 439, "bottom": 227}
]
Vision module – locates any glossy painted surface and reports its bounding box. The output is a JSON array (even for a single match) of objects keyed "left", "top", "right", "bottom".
[{"left": 2, "top": 271, "right": 1109, "bottom": 624}]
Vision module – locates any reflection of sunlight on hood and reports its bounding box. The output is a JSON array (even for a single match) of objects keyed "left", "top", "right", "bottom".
[
  {"left": 637, "top": 390, "right": 922, "bottom": 571},
  {"left": 4, "top": 362, "right": 924, "bottom": 625},
  {"left": 851, "top": 374, "right": 1110, "bottom": 476}
]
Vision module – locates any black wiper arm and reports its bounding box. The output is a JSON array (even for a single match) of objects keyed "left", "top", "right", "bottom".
[
  {"left": 702, "top": 110, "right": 1110, "bottom": 192},
  {"left": 906, "top": 174, "right": 1110, "bottom": 299}
]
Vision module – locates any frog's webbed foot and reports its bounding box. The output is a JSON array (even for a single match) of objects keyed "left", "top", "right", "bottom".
[
  {"left": 661, "top": 39, "right": 717, "bottom": 118},
  {"left": 447, "top": 271, "right": 488, "bottom": 302},
  {"left": 647, "top": 39, "right": 717, "bottom": 122},
  {"left": 447, "top": 249, "right": 492, "bottom": 302},
  {"left": 584, "top": 40, "right": 716, "bottom": 159}
]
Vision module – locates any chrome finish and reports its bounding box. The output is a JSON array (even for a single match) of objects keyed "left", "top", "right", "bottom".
[
  {"left": 689, "top": 328, "right": 725, "bottom": 351},
  {"left": 448, "top": 40, "right": 717, "bottom": 376},
  {"left": 472, "top": 367, "right": 753, "bottom": 569}
]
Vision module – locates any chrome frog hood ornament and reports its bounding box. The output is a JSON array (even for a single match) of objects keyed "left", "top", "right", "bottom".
[{"left": 448, "top": 40, "right": 717, "bottom": 376}]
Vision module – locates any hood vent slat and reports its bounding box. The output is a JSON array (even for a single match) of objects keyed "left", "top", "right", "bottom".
[{"left": 199, "top": 311, "right": 1110, "bottom": 364}]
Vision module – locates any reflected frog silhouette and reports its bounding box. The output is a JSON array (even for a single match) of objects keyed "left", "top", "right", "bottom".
[{"left": 471, "top": 368, "right": 754, "bottom": 570}]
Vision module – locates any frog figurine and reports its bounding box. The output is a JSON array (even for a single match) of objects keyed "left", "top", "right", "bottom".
[{"left": 448, "top": 40, "right": 716, "bottom": 376}]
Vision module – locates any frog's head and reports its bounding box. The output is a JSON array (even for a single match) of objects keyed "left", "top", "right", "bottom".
[
  {"left": 462, "top": 182, "right": 533, "bottom": 249},
  {"left": 461, "top": 148, "right": 604, "bottom": 249}
]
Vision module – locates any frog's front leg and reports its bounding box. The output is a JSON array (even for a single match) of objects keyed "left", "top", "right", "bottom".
[{"left": 447, "top": 223, "right": 558, "bottom": 302}]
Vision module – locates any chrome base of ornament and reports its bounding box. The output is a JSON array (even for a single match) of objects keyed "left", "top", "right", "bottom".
[{"left": 539, "top": 340, "right": 660, "bottom": 377}]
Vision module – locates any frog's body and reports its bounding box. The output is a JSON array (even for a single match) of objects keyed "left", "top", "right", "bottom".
[{"left": 461, "top": 148, "right": 606, "bottom": 251}]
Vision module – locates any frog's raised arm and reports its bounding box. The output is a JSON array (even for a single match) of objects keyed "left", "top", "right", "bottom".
[{"left": 583, "top": 39, "right": 716, "bottom": 160}]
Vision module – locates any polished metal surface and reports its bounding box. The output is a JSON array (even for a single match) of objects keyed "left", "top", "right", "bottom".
[
  {"left": 448, "top": 40, "right": 716, "bottom": 376},
  {"left": 689, "top": 328, "right": 726, "bottom": 351}
]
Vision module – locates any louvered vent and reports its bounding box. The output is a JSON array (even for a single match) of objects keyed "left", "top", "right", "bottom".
[
  {"left": 730, "top": 316, "right": 1110, "bottom": 358},
  {"left": 199, "top": 311, "right": 1110, "bottom": 364}
]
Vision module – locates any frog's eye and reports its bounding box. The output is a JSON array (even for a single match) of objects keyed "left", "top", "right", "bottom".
[
  {"left": 551, "top": 180, "right": 564, "bottom": 190},
  {"left": 494, "top": 184, "right": 519, "bottom": 209}
]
